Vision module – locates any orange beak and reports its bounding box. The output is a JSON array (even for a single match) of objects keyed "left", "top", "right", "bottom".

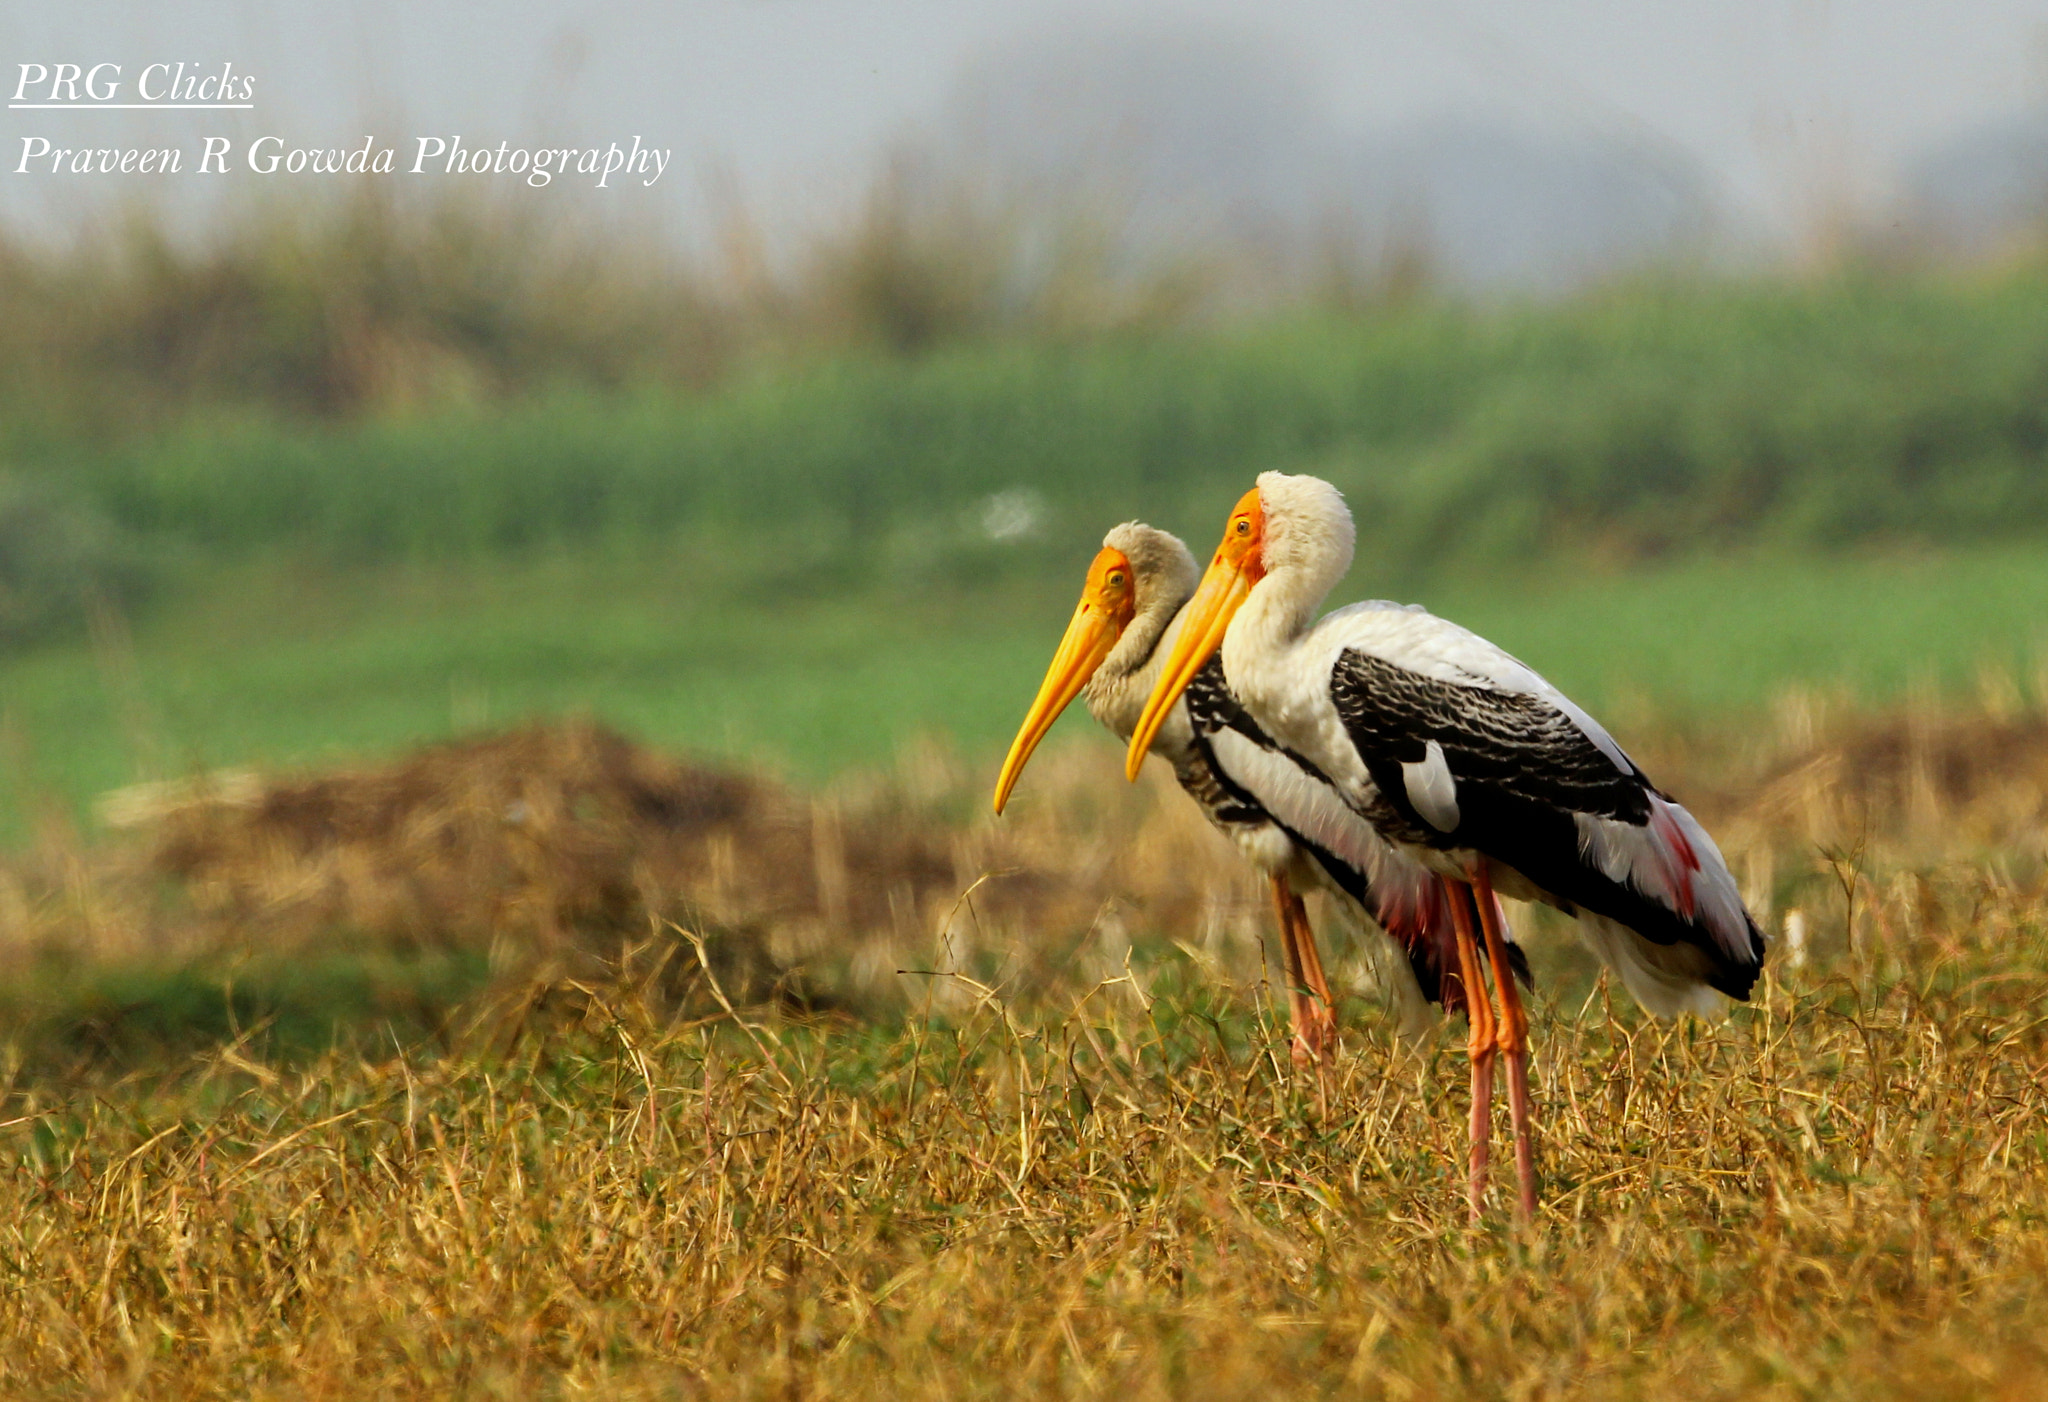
[
  {"left": 1125, "top": 487, "right": 1264, "bottom": 780},
  {"left": 992, "top": 548, "right": 1135, "bottom": 814}
]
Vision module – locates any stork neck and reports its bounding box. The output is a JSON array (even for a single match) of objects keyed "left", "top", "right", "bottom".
[
  {"left": 1222, "top": 560, "right": 1331, "bottom": 699},
  {"left": 1104, "top": 589, "right": 1177, "bottom": 687},
  {"left": 1087, "top": 589, "right": 1182, "bottom": 738}
]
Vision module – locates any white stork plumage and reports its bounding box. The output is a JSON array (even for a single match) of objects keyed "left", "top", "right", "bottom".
[
  {"left": 992, "top": 521, "right": 1526, "bottom": 1066},
  {"left": 1126, "top": 474, "right": 1766, "bottom": 1223}
]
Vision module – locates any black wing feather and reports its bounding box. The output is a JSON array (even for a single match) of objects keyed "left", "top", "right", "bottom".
[
  {"left": 1331, "top": 653, "right": 1648, "bottom": 823},
  {"left": 1331, "top": 648, "right": 1759, "bottom": 999}
]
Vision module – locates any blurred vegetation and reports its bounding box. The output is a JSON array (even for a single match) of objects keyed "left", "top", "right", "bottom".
[
  {"left": 0, "top": 199, "right": 716, "bottom": 429},
  {"left": 0, "top": 474, "right": 150, "bottom": 646},
  {"left": 0, "top": 178, "right": 1188, "bottom": 439},
  {"left": 2, "top": 217, "right": 2047, "bottom": 596},
  {"left": 4, "top": 189, "right": 2048, "bottom": 826},
  {"left": 0, "top": 192, "right": 2044, "bottom": 580}
]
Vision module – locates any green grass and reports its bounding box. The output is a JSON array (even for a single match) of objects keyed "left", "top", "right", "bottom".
[
  {"left": 0, "top": 948, "right": 492, "bottom": 1074},
  {"left": 0, "top": 551, "right": 1069, "bottom": 841},
  {"left": 1426, "top": 543, "right": 2048, "bottom": 720},
  {"left": 4, "top": 542, "right": 2043, "bottom": 845}
]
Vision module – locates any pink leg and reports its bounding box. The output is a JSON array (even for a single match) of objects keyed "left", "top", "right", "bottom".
[
  {"left": 1268, "top": 876, "right": 1335, "bottom": 1068},
  {"left": 1473, "top": 865, "right": 1537, "bottom": 1223},
  {"left": 1445, "top": 877, "right": 1495, "bottom": 1226},
  {"left": 1284, "top": 885, "right": 1338, "bottom": 1065}
]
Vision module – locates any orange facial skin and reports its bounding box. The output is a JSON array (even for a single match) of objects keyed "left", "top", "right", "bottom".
[
  {"left": 992, "top": 546, "right": 1137, "bottom": 814},
  {"left": 1125, "top": 487, "right": 1263, "bottom": 779}
]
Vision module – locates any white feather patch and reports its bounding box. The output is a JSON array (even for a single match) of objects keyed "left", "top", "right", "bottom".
[
  {"left": 1402, "top": 740, "right": 1461, "bottom": 832},
  {"left": 1210, "top": 731, "right": 1390, "bottom": 877},
  {"left": 1574, "top": 796, "right": 1755, "bottom": 963},
  {"left": 1207, "top": 729, "right": 1440, "bottom": 935},
  {"left": 1570, "top": 914, "right": 1729, "bottom": 1019}
]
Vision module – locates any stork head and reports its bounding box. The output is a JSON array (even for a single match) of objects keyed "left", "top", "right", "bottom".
[
  {"left": 1255, "top": 471, "right": 1354, "bottom": 582},
  {"left": 991, "top": 542, "right": 1139, "bottom": 814},
  {"left": 1124, "top": 473, "right": 1353, "bottom": 779}
]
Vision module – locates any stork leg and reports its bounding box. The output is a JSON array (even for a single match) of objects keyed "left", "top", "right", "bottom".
[
  {"left": 1284, "top": 885, "right": 1338, "bottom": 1064},
  {"left": 1473, "top": 864, "right": 1537, "bottom": 1223},
  {"left": 1268, "top": 875, "right": 1336, "bottom": 1068},
  {"left": 1445, "top": 877, "right": 1496, "bottom": 1226}
]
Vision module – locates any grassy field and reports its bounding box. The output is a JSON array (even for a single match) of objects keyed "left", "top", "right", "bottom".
[
  {"left": 4, "top": 540, "right": 2044, "bottom": 845},
  {"left": 6, "top": 268, "right": 2047, "bottom": 843},
  {"left": 1, "top": 856, "right": 2044, "bottom": 1397},
  {"left": 8, "top": 266, "right": 2048, "bottom": 837},
  {"left": 5, "top": 690, "right": 2047, "bottom": 1396},
  {"left": 6, "top": 226, "right": 2048, "bottom": 1393}
]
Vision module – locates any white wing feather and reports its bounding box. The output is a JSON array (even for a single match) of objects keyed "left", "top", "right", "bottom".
[
  {"left": 1207, "top": 729, "right": 1442, "bottom": 931},
  {"left": 1575, "top": 798, "right": 1754, "bottom": 963},
  {"left": 1402, "top": 740, "right": 1461, "bottom": 832}
]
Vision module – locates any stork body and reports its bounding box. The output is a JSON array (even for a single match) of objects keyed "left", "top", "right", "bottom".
[
  {"left": 1235, "top": 595, "right": 1759, "bottom": 1012},
  {"left": 1128, "top": 475, "right": 1765, "bottom": 1222},
  {"left": 994, "top": 523, "right": 1522, "bottom": 1063}
]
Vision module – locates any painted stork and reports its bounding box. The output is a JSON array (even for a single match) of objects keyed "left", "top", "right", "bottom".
[
  {"left": 992, "top": 521, "right": 1528, "bottom": 1067},
  {"left": 1126, "top": 474, "right": 1766, "bottom": 1223}
]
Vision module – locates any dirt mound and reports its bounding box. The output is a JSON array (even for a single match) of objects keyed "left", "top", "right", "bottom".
[
  {"left": 1816, "top": 712, "right": 2048, "bottom": 815},
  {"left": 59, "top": 700, "right": 2045, "bottom": 1027},
  {"left": 64, "top": 721, "right": 1221, "bottom": 1011},
  {"left": 134, "top": 722, "right": 972, "bottom": 977}
]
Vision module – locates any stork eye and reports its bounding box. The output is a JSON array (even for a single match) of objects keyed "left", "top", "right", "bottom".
[
  {"left": 1233, "top": 517, "right": 1251, "bottom": 536},
  {"left": 1107, "top": 571, "right": 1125, "bottom": 587}
]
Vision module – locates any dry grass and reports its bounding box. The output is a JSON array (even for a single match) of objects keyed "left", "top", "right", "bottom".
[{"left": 1, "top": 699, "right": 2047, "bottom": 1396}]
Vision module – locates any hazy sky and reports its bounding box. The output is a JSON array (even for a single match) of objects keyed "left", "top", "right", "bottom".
[{"left": 6, "top": 0, "right": 2047, "bottom": 243}]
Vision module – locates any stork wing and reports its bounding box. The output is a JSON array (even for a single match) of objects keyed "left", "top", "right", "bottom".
[
  {"left": 1330, "top": 650, "right": 1650, "bottom": 828},
  {"left": 1316, "top": 600, "right": 1639, "bottom": 776},
  {"left": 1325, "top": 639, "right": 1763, "bottom": 992}
]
